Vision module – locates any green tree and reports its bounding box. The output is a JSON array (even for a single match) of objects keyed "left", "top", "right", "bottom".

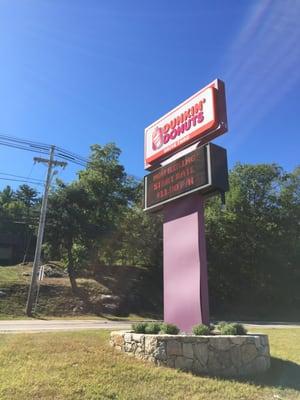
[
  {"left": 15, "top": 184, "right": 38, "bottom": 208},
  {"left": 0, "top": 185, "right": 14, "bottom": 205},
  {"left": 0, "top": 185, "right": 39, "bottom": 264},
  {"left": 46, "top": 183, "right": 92, "bottom": 291},
  {"left": 46, "top": 143, "right": 137, "bottom": 292},
  {"left": 205, "top": 163, "right": 300, "bottom": 316},
  {"left": 100, "top": 196, "right": 163, "bottom": 267}
]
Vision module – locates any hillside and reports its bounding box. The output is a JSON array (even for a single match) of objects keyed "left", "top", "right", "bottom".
[
  {"left": 2, "top": 262, "right": 299, "bottom": 322},
  {"left": 0, "top": 263, "right": 162, "bottom": 320}
]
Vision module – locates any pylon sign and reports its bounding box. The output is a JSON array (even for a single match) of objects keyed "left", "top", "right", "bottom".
[
  {"left": 143, "top": 79, "right": 228, "bottom": 332},
  {"left": 144, "top": 79, "right": 227, "bottom": 170}
]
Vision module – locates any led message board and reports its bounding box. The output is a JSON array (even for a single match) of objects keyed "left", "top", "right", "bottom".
[
  {"left": 144, "top": 143, "right": 229, "bottom": 212},
  {"left": 144, "top": 79, "right": 227, "bottom": 170}
]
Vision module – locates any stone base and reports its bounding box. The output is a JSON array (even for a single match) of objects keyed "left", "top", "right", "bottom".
[{"left": 110, "top": 331, "right": 270, "bottom": 377}]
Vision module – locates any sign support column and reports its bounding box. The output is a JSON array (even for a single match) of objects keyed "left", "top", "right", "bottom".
[{"left": 163, "top": 193, "right": 209, "bottom": 332}]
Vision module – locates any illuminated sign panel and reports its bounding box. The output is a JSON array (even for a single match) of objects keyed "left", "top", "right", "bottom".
[
  {"left": 144, "top": 144, "right": 229, "bottom": 212},
  {"left": 144, "top": 79, "right": 227, "bottom": 170},
  {"left": 145, "top": 147, "right": 207, "bottom": 210}
]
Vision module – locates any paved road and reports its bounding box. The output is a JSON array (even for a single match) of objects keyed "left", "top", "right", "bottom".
[
  {"left": 239, "top": 321, "right": 300, "bottom": 328},
  {"left": 0, "top": 319, "right": 133, "bottom": 333},
  {"left": 0, "top": 319, "right": 299, "bottom": 333}
]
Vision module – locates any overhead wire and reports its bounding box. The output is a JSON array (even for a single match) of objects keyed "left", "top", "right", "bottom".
[
  {"left": 0, "top": 133, "right": 141, "bottom": 181},
  {"left": 0, "top": 133, "right": 89, "bottom": 167},
  {"left": 56, "top": 146, "right": 89, "bottom": 163},
  {"left": 0, "top": 172, "right": 45, "bottom": 183},
  {"left": 0, "top": 140, "right": 50, "bottom": 156},
  {"left": 0, "top": 177, "right": 45, "bottom": 186},
  {"left": 55, "top": 153, "right": 87, "bottom": 167},
  {"left": 26, "top": 162, "right": 36, "bottom": 181},
  {"left": 0, "top": 133, "right": 51, "bottom": 148}
]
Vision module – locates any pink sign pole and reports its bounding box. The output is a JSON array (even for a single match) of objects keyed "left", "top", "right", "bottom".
[{"left": 163, "top": 193, "right": 209, "bottom": 332}]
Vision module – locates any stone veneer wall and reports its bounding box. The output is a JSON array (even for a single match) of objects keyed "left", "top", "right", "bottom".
[{"left": 110, "top": 331, "right": 270, "bottom": 377}]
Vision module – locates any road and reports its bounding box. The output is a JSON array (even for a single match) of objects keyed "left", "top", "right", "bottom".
[
  {"left": 0, "top": 319, "right": 133, "bottom": 333},
  {"left": 0, "top": 319, "right": 299, "bottom": 333}
]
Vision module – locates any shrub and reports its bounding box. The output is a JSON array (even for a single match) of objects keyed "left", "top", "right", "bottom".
[
  {"left": 217, "top": 321, "right": 227, "bottom": 329},
  {"left": 220, "top": 323, "right": 237, "bottom": 335},
  {"left": 231, "top": 323, "right": 247, "bottom": 335},
  {"left": 145, "top": 322, "right": 162, "bottom": 334},
  {"left": 159, "top": 323, "right": 179, "bottom": 335},
  {"left": 219, "top": 322, "right": 247, "bottom": 335},
  {"left": 192, "top": 324, "right": 211, "bottom": 335},
  {"left": 132, "top": 322, "right": 148, "bottom": 333}
]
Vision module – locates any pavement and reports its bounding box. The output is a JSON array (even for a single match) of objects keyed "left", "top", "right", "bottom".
[
  {"left": 237, "top": 321, "right": 300, "bottom": 329},
  {"left": 0, "top": 319, "right": 299, "bottom": 333},
  {"left": 0, "top": 319, "right": 133, "bottom": 333}
]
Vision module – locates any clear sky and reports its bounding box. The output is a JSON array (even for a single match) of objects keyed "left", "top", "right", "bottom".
[{"left": 0, "top": 0, "right": 299, "bottom": 191}]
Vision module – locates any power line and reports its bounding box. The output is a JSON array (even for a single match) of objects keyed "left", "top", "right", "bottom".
[
  {"left": 0, "top": 172, "right": 45, "bottom": 183},
  {"left": 0, "top": 133, "right": 51, "bottom": 148},
  {"left": 0, "top": 133, "right": 141, "bottom": 181},
  {"left": 0, "top": 133, "right": 89, "bottom": 167},
  {"left": 0, "top": 140, "right": 50, "bottom": 156},
  {"left": 56, "top": 146, "right": 89, "bottom": 163},
  {"left": 0, "top": 177, "right": 45, "bottom": 186},
  {"left": 54, "top": 153, "right": 87, "bottom": 167},
  {"left": 26, "top": 162, "right": 36, "bottom": 181}
]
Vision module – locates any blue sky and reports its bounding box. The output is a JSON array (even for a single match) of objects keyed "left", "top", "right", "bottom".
[{"left": 0, "top": 0, "right": 299, "bottom": 191}]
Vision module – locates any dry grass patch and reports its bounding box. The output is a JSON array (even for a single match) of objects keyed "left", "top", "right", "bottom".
[
  {"left": 0, "top": 328, "right": 299, "bottom": 399},
  {"left": 0, "top": 264, "right": 160, "bottom": 320}
]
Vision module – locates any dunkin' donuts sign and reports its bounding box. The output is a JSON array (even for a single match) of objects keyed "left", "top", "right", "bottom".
[{"left": 144, "top": 79, "right": 227, "bottom": 170}]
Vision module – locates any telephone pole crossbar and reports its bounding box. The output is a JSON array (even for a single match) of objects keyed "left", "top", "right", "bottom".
[{"left": 25, "top": 145, "right": 67, "bottom": 316}]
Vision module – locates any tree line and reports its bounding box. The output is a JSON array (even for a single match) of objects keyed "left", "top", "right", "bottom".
[{"left": 0, "top": 143, "right": 299, "bottom": 317}]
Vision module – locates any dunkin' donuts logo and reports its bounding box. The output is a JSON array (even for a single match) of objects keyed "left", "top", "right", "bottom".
[
  {"left": 152, "top": 127, "right": 163, "bottom": 150},
  {"left": 152, "top": 98, "right": 206, "bottom": 148}
]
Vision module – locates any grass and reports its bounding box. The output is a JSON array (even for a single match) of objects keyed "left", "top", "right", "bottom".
[
  {"left": 0, "top": 328, "right": 299, "bottom": 399},
  {"left": 0, "top": 264, "right": 160, "bottom": 321},
  {"left": 0, "top": 265, "right": 24, "bottom": 283}
]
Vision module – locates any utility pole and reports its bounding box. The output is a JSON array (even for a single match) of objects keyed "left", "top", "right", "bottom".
[{"left": 25, "top": 145, "right": 67, "bottom": 316}]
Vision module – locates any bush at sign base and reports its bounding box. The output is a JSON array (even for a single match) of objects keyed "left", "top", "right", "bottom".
[
  {"left": 219, "top": 323, "right": 247, "bottom": 335},
  {"left": 192, "top": 324, "right": 211, "bottom": 335},
  {"left": 159, "top": 323, "right": 179, "bottom": 335}
]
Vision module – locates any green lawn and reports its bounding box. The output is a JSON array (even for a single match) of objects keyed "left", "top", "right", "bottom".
[
  {"left": 0, "top": 328, "right": 299, "bottom": 400},
  {"left": 0, "top": 265, "right": 24, "bottom": 283}
]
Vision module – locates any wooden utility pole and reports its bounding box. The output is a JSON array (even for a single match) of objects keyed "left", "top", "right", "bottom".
[{"left": 25, "top": 146, "right": 67, "bottom": 316}]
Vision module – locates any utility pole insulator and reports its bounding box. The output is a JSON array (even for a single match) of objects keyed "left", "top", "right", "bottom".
[{"left": 33, "top": 157, "right": 67, "bottom": 168}]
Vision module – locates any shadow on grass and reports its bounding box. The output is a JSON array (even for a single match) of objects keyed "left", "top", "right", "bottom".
[{"left": 225, "top": 357, "right": 300, "bottom": 392}]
